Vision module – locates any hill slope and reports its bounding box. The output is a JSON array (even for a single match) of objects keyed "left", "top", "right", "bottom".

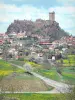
[{"left": 6, "top": 19, "right": 69, "bottom": 42}]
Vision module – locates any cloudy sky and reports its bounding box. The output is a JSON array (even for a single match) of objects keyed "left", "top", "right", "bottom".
[{"left": 0, "top": 0, "right": 75, "bottom": 35}]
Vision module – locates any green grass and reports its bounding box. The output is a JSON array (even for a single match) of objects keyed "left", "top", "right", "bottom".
[
  {"left": 37, "top": 68, "right": 61, "bottom": 81},
  {"left": 57, "top": 55, "right": 75, "bottom": 67},
  {"left": 9, "top": 60, "right": 25, "bottom": 66},
  {"left": 27, "top": 61, "right": 41, "bottom": 67},
  {"left": 36, "top": 66, "right": 75, "bottom": 84},
  {"left": 62, "top": 67, "right": 75, "bottom": 73},
  {"left": 0, "top": 60, "right": 24, "bottom": 76},
  {"left": 61, "top": 67, "right": 75, "bottom": 84},
  {"left": 0, "top": 93, "right": 73, "bottom": 100},
  {"left": 10, "top": 59, "right": 42, "bottom": 68},
  {"left": 56, "top": 54, "right": 75, "bottom": 83},
  {"left": 15, "top": 73, "right": 40, "bottom": 80},
  {"left": 62, "top": 73, "right": 75, "bottom": 84}
]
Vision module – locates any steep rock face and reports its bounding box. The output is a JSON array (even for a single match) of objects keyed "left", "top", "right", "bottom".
[{"left": 6, "top": 19, "right": 68, "bottom": 41}]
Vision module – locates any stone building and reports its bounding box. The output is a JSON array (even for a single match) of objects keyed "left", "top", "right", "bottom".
[{"left": 49, "top": 11, "right": 55, "bottom": 21}]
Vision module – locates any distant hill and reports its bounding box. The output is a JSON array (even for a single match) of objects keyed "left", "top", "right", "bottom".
[{"left": 6, "top": 19, "right": 69, "bottom": 42}]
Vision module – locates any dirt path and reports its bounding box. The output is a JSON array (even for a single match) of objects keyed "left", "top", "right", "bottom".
[
  {"left": 10, "top": 63, "right": 71, "bottom": 93},
  {"left": 31, "top": 72, "right": 70, "bottom": 93}
]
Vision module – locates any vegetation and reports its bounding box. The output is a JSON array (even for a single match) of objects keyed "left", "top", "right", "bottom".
[
  {"left": 37, "top": 68, "right": 61, "bottom": 81},
  {"left": 0, "top": 89, "right": 75, "bottom": 100},
  {"left": 27, "top": 61, "right": 41, "bottom": 67},
  {"left": 9, "top": 56, "right": 75, "bottom": 84},
  {"left": 0, "top": 60, "right": 52, "bottom": 93},
  {"left": 0, "top": 60, "right": 24, "bottom": 76},
  {"left": 61, "top": 67, "right": 75, "bottom": 84},
  {"left": 9, "top": 60, "right": 24, "bottom": 66},
  {"left": 6, "top": 19, "right": 68, "bottom": 42},
  {"left": 37, "top": 67, "right": 75, "bottom": 84},
  {"left": 57, "top": 55, "right": 75, "bottom": 67}
]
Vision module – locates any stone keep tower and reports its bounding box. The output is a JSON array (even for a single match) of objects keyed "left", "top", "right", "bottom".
[{"left": 49, "top": 11, "right": 55, "bottom": 21}]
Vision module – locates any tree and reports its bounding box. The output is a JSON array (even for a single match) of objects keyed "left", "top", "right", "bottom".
[
  {"left": 0, "top": 75, "right": 5, "bottom": 100},
  {"left": 2, "top": 41, "right": 9, "bottom": 61}
]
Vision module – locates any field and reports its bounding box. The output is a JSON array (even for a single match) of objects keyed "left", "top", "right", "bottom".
[
  {"left": 37, "top": 67, "right": 75, "bottom": 84},
  {"left": 9, "top": 60, "right": 25, "bottom": 66},
  {"left": 0, "top": 60, "right": 24, "bottom": 76},
  {"left": 35, "top": 55, "right": 75, "bottom": 84},
  {"left": 0, "top": 93, "right": 75, "bottom": 100},
  {"left": 57, "top": 55, "right": 75, "bottom": 67},
  {"left": 37, "top": 68, "right": 61, "bottom": 81},
  {"left": 0, "top": 60, "right": 53, "bottom": 92},
  {"left": 0, "top": 73, "right": 53, "bottom": 92},
  {"left": 9, "top": 57, "right": 75, "bottom": 84},
  {"left": 61, "top": 67, "right": 75, "bottom": 84}
]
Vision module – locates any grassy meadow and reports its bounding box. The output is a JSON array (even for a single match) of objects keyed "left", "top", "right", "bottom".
[
  {"left": 37, "top": 67, "right": 75, "bottom": 84},
  {"left": 57, "top": 55, "right": 75, "bottom": 67},
  {"left": 0, "top": 60, "right": 24, "bottom": 76},
  {"left": 0, "top": 93, "right": 75, "bottom": 100}
]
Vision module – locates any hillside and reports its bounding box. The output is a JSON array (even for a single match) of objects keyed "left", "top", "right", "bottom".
[{"left": 6, "top": 19, "right": 69, "bottom": 42}]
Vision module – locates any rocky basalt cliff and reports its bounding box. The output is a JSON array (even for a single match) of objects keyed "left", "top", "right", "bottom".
[{"left": 6, "top": 19, "right": 69, "bottom": 42}]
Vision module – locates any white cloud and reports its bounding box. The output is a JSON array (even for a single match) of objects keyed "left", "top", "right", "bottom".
[
  {"left": 0, "top": 3, "right": 48, "bottom": 23},
  {"left": 0, "top": 3, "right": 21, "bottom": 13},
  {"left": 50, "top": 6, "right": 75, "bottom": 14},
  {"left": 49, "top": 6, "right": 75, "bottom": 35},
  {"left": 0, "top": 3, "right": 75, "bottom": 35}
]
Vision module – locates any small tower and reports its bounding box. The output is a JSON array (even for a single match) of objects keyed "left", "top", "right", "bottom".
[{"left": 49, "top": 11, "right": 55, "bottom": 21}]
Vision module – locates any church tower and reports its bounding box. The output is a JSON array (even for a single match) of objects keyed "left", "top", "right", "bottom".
[{"left": 49, "top": 11, "right": 55, "bottom": 21}]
